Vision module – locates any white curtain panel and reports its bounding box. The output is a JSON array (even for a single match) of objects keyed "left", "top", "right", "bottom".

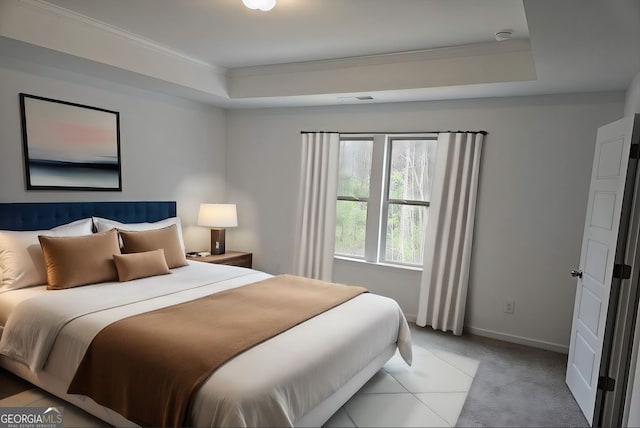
[
  {"left": 293, "top": 132, "right": 340, "bottom": 280},
  {"left": 416, "top": 132, "right": 484, "bottom": 335}
]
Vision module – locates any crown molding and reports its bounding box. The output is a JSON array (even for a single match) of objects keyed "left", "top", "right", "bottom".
[
  {"left": 23, "top": 0, "right": 227, "bottom": 76},
  {"left": 228, "top": 42, "right": 536, "bottom": 99},
  {"left": 229, "top": 39, "right": 531, "bottom": 77}
]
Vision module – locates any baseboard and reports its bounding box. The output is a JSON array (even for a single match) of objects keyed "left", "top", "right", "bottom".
[
  {"left": 465, "top": 326, "right": 569, "bottom": 354},
  {"left": 403, "top": 315, "right": 569, "bottom": 354}
]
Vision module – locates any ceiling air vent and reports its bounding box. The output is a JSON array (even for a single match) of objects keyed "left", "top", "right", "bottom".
[{"left": 337, "top": 95, "right": 375, "bottom": 101}]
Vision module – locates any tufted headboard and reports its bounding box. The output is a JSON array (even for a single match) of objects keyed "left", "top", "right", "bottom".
[{"left": 0, "top": 201, "right": 176, "bottom": 231}]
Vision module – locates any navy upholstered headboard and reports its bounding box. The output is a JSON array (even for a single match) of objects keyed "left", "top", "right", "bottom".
[{"left": 0, "top": 201, "right": 176, "bottom": 231}]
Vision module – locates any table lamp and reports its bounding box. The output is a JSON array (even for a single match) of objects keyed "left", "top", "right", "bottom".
[{"left": 198, "top": 204, "right": 238, "bottom": 255}]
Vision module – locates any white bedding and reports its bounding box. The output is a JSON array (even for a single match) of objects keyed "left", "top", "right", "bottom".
[
  {"left": 0, "top": 262, "right": 412, "bottom": 427},
  {"left": 0, "top": 285, "right": 46, "bottom": 327}
]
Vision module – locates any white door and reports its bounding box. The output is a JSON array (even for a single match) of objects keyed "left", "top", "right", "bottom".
[{"left": 566, "top": 117, "right": 637, "bottom": 424}]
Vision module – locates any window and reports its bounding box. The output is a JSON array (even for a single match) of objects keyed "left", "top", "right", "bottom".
[
  {"left": 335, "top": 134, "right": 437, "bottom": 267},
  {"left": 335, "top": 138, "right": 373, "bottom": 257}
]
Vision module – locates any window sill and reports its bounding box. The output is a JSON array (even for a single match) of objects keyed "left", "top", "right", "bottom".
[{"left": 334, "top": 256, "right": 423, "bottom": 272}]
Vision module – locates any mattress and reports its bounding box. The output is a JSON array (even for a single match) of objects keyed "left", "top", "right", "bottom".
[{"left": 0, "top": 262, "right": 411, "bottom": 427}]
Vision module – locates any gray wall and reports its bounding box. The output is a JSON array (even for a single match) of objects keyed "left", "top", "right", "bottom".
[
  {"left": 0, "top": 56, "right": 226, "bottom": 251},
  {"left": 625, "top": 71, "right": 640, "bottom": 116},
  {"left": 226, "top": 92, "right": 624, "bottom": 351}
]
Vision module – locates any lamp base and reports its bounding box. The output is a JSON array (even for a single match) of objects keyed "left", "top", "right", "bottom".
[{"left": 210, "top": 228, "right": 226, "bottom": 255}]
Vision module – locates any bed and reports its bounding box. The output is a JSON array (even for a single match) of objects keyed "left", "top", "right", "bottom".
[{"left": 0, "top": 201, "right": 412, "bottom": 427}]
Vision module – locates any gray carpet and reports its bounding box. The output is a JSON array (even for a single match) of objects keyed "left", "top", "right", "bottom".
[{"left": 409, "top": 325, "right": 589, "bottom": 427}]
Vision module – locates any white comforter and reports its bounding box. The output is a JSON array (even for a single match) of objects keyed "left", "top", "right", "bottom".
[{"left": 0, "top": 262, "right": 412, "bottom": 427}]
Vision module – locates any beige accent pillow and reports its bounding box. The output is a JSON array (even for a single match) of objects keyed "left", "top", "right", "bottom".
[
  {"left": 113, "top": 249, "right": 171, "bottom": 282},
  {"left": 39, "top": 229, "right": 121, "bottom": 290},
  {"left": 119, "top": 225, "right": 188, "bottom": 269},
  {"left": 0, "top": 218, "right": 94, "bottom": 291}
]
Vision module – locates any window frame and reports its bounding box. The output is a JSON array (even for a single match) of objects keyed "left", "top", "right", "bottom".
[
  {"left": 335, "top": 136, "right": 375, "bottom": 260},
  {"left": 380, "top": 136, "right": 434, "bottom": 266},
  {"left": 335, "top": 133, "right": 437, "bottom": 268}
]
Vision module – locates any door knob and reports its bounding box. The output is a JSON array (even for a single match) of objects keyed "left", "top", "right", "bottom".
[{"left": 571, "top": 270, "right": 583, "bottom": 278}]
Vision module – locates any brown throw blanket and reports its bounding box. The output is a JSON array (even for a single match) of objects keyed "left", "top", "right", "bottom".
[{"left": 67, "top": 274, "right": 367, "bottom": 427}]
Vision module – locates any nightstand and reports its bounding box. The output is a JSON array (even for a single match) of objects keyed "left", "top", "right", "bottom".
[{"left": 187, "top": 251, "right": 252, "bottom": 268}]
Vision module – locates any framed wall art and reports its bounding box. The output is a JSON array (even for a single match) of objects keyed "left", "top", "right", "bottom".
[{"left": 20, "top": 93, "right": 122, "bottom": 191}]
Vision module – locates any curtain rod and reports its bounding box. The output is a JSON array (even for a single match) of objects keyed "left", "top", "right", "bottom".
[{"left": 300, "top": 130, "right": 488, "bottom": 135}]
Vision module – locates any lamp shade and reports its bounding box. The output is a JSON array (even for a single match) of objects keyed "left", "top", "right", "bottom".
[{"left": 198, "top": 204, "right": 238, "bottom": 228}]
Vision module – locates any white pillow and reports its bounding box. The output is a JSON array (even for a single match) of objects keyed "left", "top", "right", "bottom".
[
  {"left": 93, "top": 216, "right": 185, "bottom": 251},
  {"left": 0, "top": 218, "right": 94, "bottom": 291}
]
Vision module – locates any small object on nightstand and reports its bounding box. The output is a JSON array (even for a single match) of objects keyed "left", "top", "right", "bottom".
[{"left": 186, "top": 251, "right": 252, "bottom": 268}]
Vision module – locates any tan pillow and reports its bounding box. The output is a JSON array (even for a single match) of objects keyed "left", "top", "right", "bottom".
[
  {"left": 119, "top": 225, "right": 188, "bottom": 269},
  {"left": 39, "top": 229, "right": 121, "bottom": 290},
  {"left": 113, "top": 249, "right": 171, "bottom": 282},
  {"left": 93, "top": 216, "right": 186, "bottom": 251}
]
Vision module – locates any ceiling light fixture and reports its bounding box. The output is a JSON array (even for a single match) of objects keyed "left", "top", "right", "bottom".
[{"left": 243, "top": 0, "right": 276, "bottom": 11}]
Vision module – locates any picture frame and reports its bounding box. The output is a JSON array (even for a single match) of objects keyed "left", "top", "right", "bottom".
[{"left": 20, "top": 93, "right": 122, "bottom": 191}]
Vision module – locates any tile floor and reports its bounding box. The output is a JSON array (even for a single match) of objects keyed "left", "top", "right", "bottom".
[
  {"left": 323, "top": 345, "right": 479, "bottom": 428},
  {"left": 0, "top": 344, "right": 478, "bottom": 428}
]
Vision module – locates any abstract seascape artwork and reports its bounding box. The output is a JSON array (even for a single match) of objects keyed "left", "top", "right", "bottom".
[{"left": 20, "top": 93, "right": 122, "bottom": 191}]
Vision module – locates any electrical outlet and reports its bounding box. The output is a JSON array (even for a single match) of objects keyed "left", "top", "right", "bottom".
[{"left": 504, "top": 300, "right": 515, "bottom": 314}]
